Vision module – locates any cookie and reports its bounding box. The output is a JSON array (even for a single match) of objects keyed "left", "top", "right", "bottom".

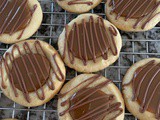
[
  {"left": 58, "top": 14, "right": 122, "bottom": 72},
  {"left": 58, "top": 74, "right": 125, "bottom": 120},
  {"left": 56, "top": 0, "right": 102, "bottom": 13},
  {"left": 0, "top": 40, "right": 66, "bottom": 107},
  {"left": 123, "top": 58, "right": 160, "bottom": 120},
  {"left": 105, "top": 0, "right": 160, "bottom": 31},
  {"left": 0, "top": 0, "right": 43, "bottom": 44}
]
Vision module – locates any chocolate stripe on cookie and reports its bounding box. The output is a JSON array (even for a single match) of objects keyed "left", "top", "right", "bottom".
[
  {"left": 0, "top": 0, "right": 37, "bottom": 39},
  {"left": 59, "top": 75, "right": 123, "bottom": 119},
  {"left": 58, "top": 0, "right": 93, "bottom": 5},
  {"left": 1, "top": 41, "right": 64, "bottom": 102},
  {"left": 123, "top": 60, "right": 160, "bottom": 119},
  {"left": 109, "top": 0, "right": 160, "bottom": 29},
  {"left": 63, "top": 16, "right": 117, "bottom": 65},
  {"left": 68, "top": 0, "right": 93, "bottom": 5}
]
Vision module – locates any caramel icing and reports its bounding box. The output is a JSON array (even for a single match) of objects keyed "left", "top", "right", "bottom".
[
  {"left": 63, "top": 16, "right": 118, "bottom": 65},
  {"left": 59, "top": 75, "right": 123, "bottom": 119},
  {"left": 123, "top": 60, "right": 160, "bottom": 119},
  {"left": 109, "top": 0, "right": 160, "bottom": 29},
  {"left": 1, "top": 41, "right": 64, "bottom": 102},
  {"left": 0, "top": 0, "right": 37, "bottom": 39}
]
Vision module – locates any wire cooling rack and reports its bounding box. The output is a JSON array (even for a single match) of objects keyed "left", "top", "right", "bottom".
[{"left": 0, "top": 0, "right": 160, "bottom": 120}]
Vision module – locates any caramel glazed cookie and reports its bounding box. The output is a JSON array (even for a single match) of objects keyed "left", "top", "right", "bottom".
[
  {"left": 58, "top": 14, "right": 122, "bottom": 72},
  {"left": 58, "top": 74, "right": 125, "bottom": 120},
  {"left": 0, "top": 40, "right": 66, "bottom": 107},
  {"left": 123, "top": 58, "right": 160, "bottom": 120},
  {"left": 56, "top": 0, "right": 102, "bottom": 13},
  {"left": 106, "top": 0, "right": 160, "bottom": 31},
  {"left": 0, "top": 0, "right": 43, "bottom": 44}
]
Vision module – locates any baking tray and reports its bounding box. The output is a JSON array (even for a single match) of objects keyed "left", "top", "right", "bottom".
[{"left": 0, "top": 0, "right": 160, "bottom": 119}]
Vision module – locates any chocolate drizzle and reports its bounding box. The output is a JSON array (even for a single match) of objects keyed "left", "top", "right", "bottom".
[
  {"left": 68, "top": 0, "right": 93, "bottom": 5},
  {"left": 58, "top": 0, "right": 93, "bottom": 5},
  {"left": 109, "top": 0, "right": 160, "bottom": 29},
  {"left": 123, "top": 60, "right": 160, "bottom": 119},
  {"left": 0, "top": 0, "right": 37, "bottom": 39},
  {"left": 1, "top": 41, "right": 64, "bottom": 102},
  {"left": 63, "top": 16, "right": 118, "bottom": 65},
  {"left": 59, "top": 75, "right": 123, "bottom": 119}
]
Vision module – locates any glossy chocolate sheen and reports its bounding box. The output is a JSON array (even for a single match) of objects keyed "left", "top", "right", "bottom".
[
  {"left": 0, "top": 0, "right": 32, "bottom": 34},
  {"left": 69, "top": 89, "right": 107, "bottom": 119},
  {"left": 66, "top": 16, "right": 117, "bottom": 65},
  {"left": 126, "top": 60, "right": 160, "bottom": 119},
  {"left": 110, "top": 0, "right": 157, "bottom": 18},
  {"left": 10, "top": 54, "right": 50, "bottom": 92},
  {"left": 59, "top": 75, "right": 123, "bottom": 119},
  {"left": 69, "top": 88, "right": 120, "bottom": 120}
]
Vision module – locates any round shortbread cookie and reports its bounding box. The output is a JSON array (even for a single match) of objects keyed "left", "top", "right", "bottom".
[
  {"left": 56, "top": 0, "right": 102, "bottom": 13},
  {"left": 0, "top": 40, "right": 66, "bottom": 107},
  {"left": 123, "top": 58, "right": 160, "bottom": 120},
  {"left": 105, "top": 0, "right": 160, "bottom": 32},
  {"left": 58, "top": 13, "right": 122, "bottom": 72},
  {"left": 58, "top": 74, "right": 125, "bottom": 120},
  {"left": 0, "top": 0, "right": 43, "bottom": 44}
]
